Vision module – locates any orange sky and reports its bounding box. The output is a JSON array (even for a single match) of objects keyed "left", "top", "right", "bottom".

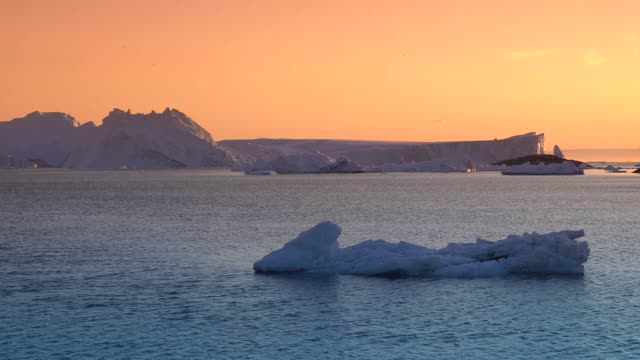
[{"left": 1, "top": 0, "right": 639, "bottom": 149}]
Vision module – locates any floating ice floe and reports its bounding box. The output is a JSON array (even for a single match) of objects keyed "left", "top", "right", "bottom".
[
  {"left": 501, "top": 161, "right": 584, "bottom": 175},
  {"left": 253, "top": 222, "right": 590, "bottom": 277}
]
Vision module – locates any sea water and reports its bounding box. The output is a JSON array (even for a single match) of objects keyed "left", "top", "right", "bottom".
[{"left": 1, "top": 169, "right": 640, "bottom": 359}]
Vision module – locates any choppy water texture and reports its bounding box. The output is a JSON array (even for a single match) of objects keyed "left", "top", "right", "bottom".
[{"left": 1, "top": 169, "right": 640, "bottom": 359}]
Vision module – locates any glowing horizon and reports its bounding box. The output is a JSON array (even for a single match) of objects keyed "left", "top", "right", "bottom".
[{"left": 2, "top": 0, "right": 639, "bottom": 149}]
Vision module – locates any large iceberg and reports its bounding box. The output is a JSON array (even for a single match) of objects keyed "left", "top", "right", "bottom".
[
  {"left": 222, "top": 133, "right": 545, "bottom": 168},
  {"left": 254, "top": 222, "right": 590, "bottom": 277},
  {"left": 0, "top": 109, "right": 235, "bottom": 168}
]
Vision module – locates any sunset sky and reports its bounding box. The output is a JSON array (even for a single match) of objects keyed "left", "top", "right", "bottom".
[{"left": 2, "top": 0, "right": 639, "bottom": 149}]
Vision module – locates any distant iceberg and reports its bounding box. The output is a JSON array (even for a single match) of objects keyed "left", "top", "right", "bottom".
[
  {"left": 0, "top": 108, "right": 235, "bottom": 169},
  {"left": 501, "top": 161, "right": 584, "bottom": 175},
  {"left": 604, "top": 165, "right": 626, "bottom": 173},
  {"left": 254, "top": 222, "right": 590, "bottom": 277}
]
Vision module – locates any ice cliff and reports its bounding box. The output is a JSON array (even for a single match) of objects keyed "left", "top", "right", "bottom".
[
  {"left": 222, "top": 133, "right": 545, "bottom": 167},
  {"left": 224, "top": 133, "right": 545, "bottom": 173},
  {"left": 254, "top": 222, "right": 590, "bottom": 277}
]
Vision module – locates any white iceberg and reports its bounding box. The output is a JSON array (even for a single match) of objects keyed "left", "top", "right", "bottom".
[
  {"left": 253, "top": 222, "right": 590, "bottom": 277},
  {"left": 501, "top": 161, "right": 584, "bottom": 175}
]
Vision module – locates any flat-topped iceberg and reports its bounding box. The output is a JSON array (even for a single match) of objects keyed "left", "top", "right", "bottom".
[
  {"left": 501, "top": 161, "right": 584, "bottom": 175},
  {"left": 222, "top": 132, "right": 546, "bottom": 166},
  {"left": 254, "top": 222, "right": 590, "bottom": 277}
]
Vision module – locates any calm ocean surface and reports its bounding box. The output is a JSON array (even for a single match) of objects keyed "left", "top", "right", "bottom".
[{"left": 1, "top": 169, "right": 640, "bottom": 359}]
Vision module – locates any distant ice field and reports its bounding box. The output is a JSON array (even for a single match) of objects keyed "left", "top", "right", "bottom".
[{"left": 1, "top": 169, "right": 640, "bottom": 359}]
